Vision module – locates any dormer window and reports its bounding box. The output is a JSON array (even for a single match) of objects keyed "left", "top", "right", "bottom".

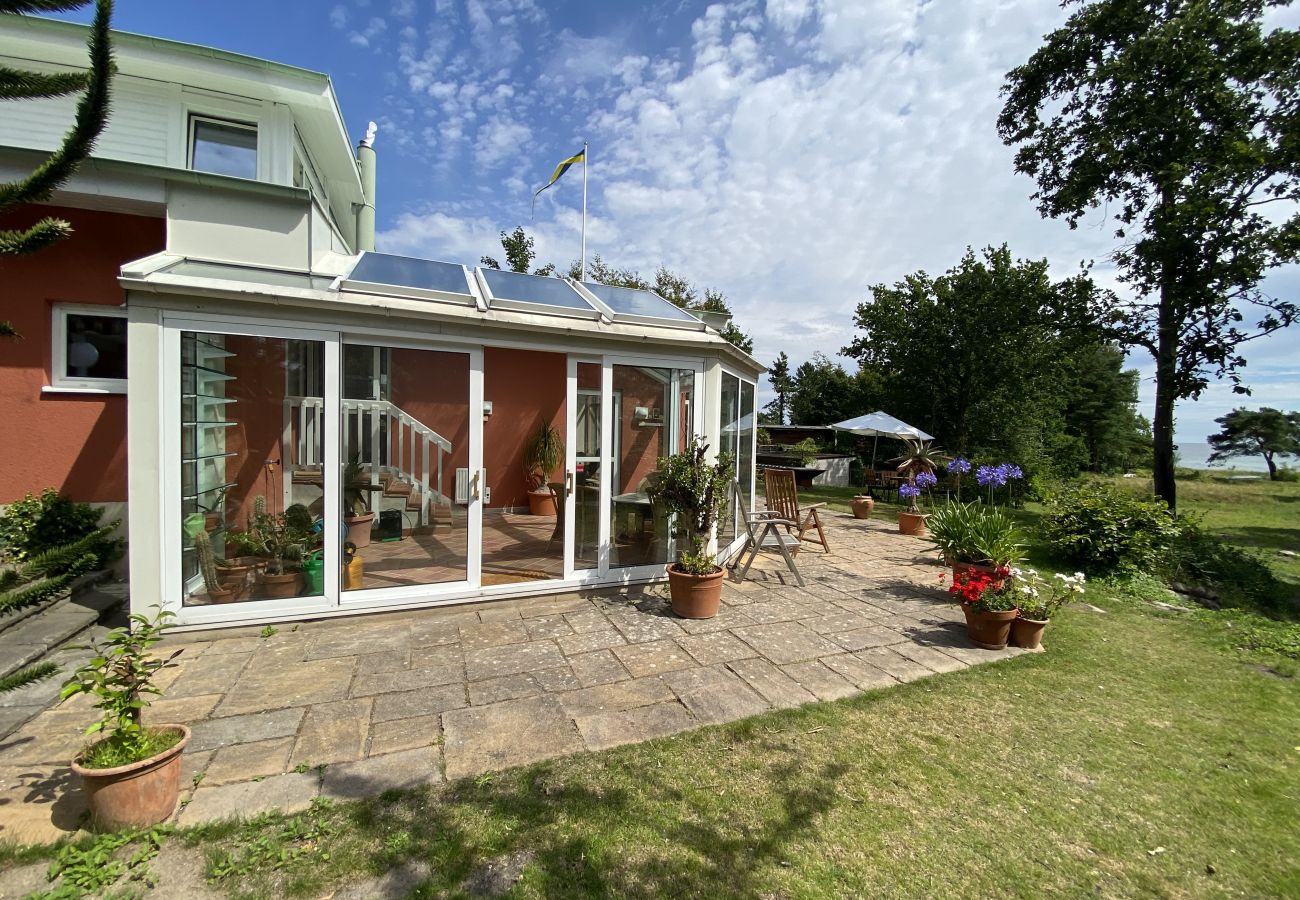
[{"left": 188, "top": 116, "right": 257, "bottom": 179}]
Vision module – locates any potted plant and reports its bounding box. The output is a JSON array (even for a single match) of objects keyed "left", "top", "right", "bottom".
[
  {"left": 523, "top": 420, "right": 564, "bottom": 517},
  {"left": 246, "top": 497, "right": 305, "bottom": 599},
  {"left": 897, "top": 470, "right": 937, "bottom": 535},
  {"left": 343, "top": 455, "right": 376, "bottom": 548},
  {"left": 650, "top": 438, "right": 734, "bottom": 619},
  {"left": 60, "top": 608, "right": 187, "bottom": 830},
  {"left": 850, "top": 494, "right": 875, "bottom": 519},
  {"left": 1009, "top": 568, "right": 1086, "bottom": 650},
  {"left": 948, "top": 567, "right": 1019, "bottom": 650},
  {"left": 926, "top": 501, "right": 1023, "bottom": 580}
]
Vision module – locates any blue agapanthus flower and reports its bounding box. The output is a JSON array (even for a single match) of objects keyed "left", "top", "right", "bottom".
[
  {"left": 898, "top": 483, "right": 921, "bottom": 499},
  {"left": 914, "top": 471, "right": 938, "bottom": 489},
  {"left": 947, "top": 457, "right": 972, "bottom": 474},
  {"left": 976, "top": 465, "right": 1006, "bottom": 487},
  {"left": 1003, "top": 464, "right": 1024, "bottom": 480}
]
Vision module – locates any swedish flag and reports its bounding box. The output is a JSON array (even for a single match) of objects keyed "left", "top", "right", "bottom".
[{"left": 533, "top": 147, "right": 585, "bottom": 209}]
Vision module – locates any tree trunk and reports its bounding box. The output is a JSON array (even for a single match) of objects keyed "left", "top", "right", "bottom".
[
  {"left": 1152, "top": 284, "right": 1179, "bottom": 512},
  {"left": 1265, "top": 451, "right": 1277, "bottom": 480}
]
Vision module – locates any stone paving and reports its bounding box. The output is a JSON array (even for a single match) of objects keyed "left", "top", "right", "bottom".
[{"left": 0, "top": 513, "right": 1028, "bottom": 844}]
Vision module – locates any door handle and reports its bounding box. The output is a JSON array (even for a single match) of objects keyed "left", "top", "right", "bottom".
[
  {"left": 566, "top": 470, "right": 574, "bottom": 497},
  {"left": 470, "top": 469, "right": 480, "bottom": 500}
]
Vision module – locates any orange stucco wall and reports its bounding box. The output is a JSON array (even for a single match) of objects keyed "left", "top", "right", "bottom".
[
  {"left": 0, "top": 204, "right": 164, "bottom": 504},
  {"left": 483, "top": 347, "right": 566, "bottom": 509},
  {"left": 389, "top": 347, "right": 470, "bottom": 498}
]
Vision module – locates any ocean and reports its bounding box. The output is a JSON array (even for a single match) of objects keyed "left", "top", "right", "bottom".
[{"left": 1176, "top": 441, "right": 1273, "bottom": 473}]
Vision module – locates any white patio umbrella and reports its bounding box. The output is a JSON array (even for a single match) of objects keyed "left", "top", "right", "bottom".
[{"left": 830, "top": 411, "right": 934, "bottom": 469}]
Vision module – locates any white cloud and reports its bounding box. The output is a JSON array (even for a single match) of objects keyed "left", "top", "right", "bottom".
[
  {"left": 475, "top": 115, "right": 533, "bottom": 169},
  {"left": 348, "top": 16, "right": 388, "bottom": 49},
  {"left": 329, "top": 4, "right": 348, "bottom": 30}
]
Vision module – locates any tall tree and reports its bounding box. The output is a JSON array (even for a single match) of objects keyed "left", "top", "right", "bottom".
[
  {"left": 480, "top": 226, "right": 555, "bottom": 276},
  {"left": 1207, "top": 407, "right": 1300, "bottom": 479},
  {"left": 0, "top": 0, "right": 114, "bottom": 692},
  {"left": 764, "top": 352, "right": 793, "bottom": 425},
  {"left": 789, "top": 353, "right": 858, "bottom": 426},
  {"left": 998, "top": 0, "right": 1300, "bottom": 510}
]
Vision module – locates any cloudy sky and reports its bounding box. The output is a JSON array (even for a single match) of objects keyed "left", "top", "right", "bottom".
[{"left": 61, "top": 0, "right": 1299, "bottom": 444}]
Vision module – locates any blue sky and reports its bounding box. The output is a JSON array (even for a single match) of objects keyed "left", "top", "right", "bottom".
[{"left": 50, "top": 0, "right": 1299, "bottom": 446}]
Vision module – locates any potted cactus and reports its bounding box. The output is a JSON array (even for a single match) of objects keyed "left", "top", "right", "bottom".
[
  {"left": 649, "top": 438, "right": 734, "bottom": 619},
  {"left": 60, "top": 608, "right": 187, "bottom": 830}
]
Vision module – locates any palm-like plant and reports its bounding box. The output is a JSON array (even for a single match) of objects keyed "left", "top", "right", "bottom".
[{"left": 891, "top": 439, "right": 947, "bottom": 479}]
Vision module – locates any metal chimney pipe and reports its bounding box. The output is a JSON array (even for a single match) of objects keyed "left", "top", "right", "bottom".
[{"left": 356, "top": 121, "right": 377, "bottom": 252}]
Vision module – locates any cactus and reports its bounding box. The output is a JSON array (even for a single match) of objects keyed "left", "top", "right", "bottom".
[{"left": 193, "top": 528, "right": 220, "bottom": 593}]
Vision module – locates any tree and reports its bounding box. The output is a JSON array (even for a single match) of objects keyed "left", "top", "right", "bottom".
[
  {"left": 480, "top": 226, "right": 555, "bottom": 276},
  {"left": 1062, "top": 344, "right": 1151, "bottom": 472},
  {"left": 998, "top": 0, "right": 1300, "bottom": 510},
  {"left": 763, "top": 352, "right": 793, "bottom": 425},
  {"left": 789, "top": 353, "right": 858, "bottom": 426},
  {"left": 1207, "top": 407, "right": 1300, "bottom": 479},
  {"left": 1, "top": 0, "right": 114, "bottom": 340}
]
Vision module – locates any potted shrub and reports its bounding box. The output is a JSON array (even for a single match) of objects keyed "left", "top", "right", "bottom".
[
  {"left": 60, "top": 608, "right": 187, "bottom": 831},
  {"left": 523, "top": 420, "right": 564, "bottom": 517},
  {"left": 927, "top": 501, "right": 1023, "bottom": 580},
  {"left": 650, "top": 438, "right": 734, "bottom": 619},
  {"left": 948, "top": 567, "right": 1019, "bottom": 650},
  {"left": 897, "top": 470, "right": 938, "bottom": 535},
  {"left": 1009, "top": 568, "right": 1086, "bottom": 650},
  {"left": 343, "top": 455, "right": 376, "bottom": 548},
  {"left": 246, "top": 497, "right": 306, "bottom": 599}
]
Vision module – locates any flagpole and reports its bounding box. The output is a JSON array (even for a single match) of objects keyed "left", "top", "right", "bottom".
[{"left": 581, "top": 140, "right": 588, "bottom": 282}]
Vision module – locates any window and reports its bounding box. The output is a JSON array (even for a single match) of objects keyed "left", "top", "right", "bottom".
[
  {"left": 189, "top": 116, "right": 258, "bottom": 179},
  {"left": 50, "top": 304, "right": 127, "bottom": 392}
]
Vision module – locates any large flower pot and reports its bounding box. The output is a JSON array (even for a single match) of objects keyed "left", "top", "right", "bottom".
[
  {"left": 850, "top": 495, "right": 875, "bottom": 519},
  {"left": 1010, "top": 616, "right": 1049, "bottom": 650},
  {"left": 257, "top": 571, "right": 301, "bottom": 599},
  {"left": 345, "top": 512, "right": 375, "bottom": 549},
  {"left": 897, "top": 511, "right": 928, "bottom": 536},
  {"left": 72, "top": 725, "right": 190, "bottom": 831},
  {"left": 667, "top": 565, "right": 725, "bottom": 619},
  {"left": 527, "top": 489, "right": 557, "bottom": 517},
  {"left": 962, "top": 605, "right": 1019, "bottom": 650}
]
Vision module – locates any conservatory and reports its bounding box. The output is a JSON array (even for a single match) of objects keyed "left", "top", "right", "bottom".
[{"left": 122, "top": 250, "right": 761, "bottom": 629}]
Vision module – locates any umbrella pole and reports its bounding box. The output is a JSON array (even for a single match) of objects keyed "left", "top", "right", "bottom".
[{"left": 869, "top": 435, "right": 879, "bottom": 470}]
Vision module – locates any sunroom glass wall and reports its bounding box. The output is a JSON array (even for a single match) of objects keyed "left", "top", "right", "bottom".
[
  {"left": 180, "top": 333, "right": 326, "bottom": 606},
  {"left": 341, "top": 345, "right": 470, "bottom": 591}
]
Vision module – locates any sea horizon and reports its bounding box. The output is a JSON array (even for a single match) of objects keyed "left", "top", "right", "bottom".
[{"left": 1176, "top": 441, "right": 1276, "bottom": 473}]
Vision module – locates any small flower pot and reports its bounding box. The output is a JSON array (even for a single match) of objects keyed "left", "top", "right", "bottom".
[
  {"left": 667, "top": 565, "right": 725, "bottom": 619},
  {"left": 1010, "top": 616, "right": 1049, "bottom": 650},
  {"left": 962, "top": 605, "right": 1019, "bottom": 650},
  {"left": 897, "top": 511, "right": 928, "bottom": 536},
  {"left": 72, "top": 725, "right": 190, "bottom": 831},
  {"left": 527, "top": 489, "right": 558, "bottom": 517},
  {"left": 850, "top": 495, "right": 875, "bottom": 519},
  {"left": 257, "top": 571, "right": 302, "bottom": 599},
  {"left": 344, "top": 512, "right": 376, "bottom": 549}
]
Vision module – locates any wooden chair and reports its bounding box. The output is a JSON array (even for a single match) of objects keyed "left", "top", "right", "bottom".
[
  {"left": 763, "top": 468, "right": 829, "bottom": 553},
  {"left": 730, "top": 491, "right": 804, "bottom": 587}
]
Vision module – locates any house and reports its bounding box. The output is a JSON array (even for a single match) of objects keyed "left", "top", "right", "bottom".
[{"left": 0, "top": 16, "right": 763, "bottom": 629}]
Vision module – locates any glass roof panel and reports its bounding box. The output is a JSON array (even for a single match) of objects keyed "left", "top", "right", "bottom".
[
  {"left": 163, "top": 260, "right": 334, "bottom": 290},
  {"left": 480, "top": 268, "right": 594, "bottom": 311},
  {"left": 346, "top": 252, "right": 472, "bottom": 295},
  {"left": 581, "top": 282, "right": 699, "bottom": 322}
]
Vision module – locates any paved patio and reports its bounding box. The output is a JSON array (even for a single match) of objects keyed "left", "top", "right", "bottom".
[{"left": 0, "top": 512, "right": 1027, "bottom": 844}]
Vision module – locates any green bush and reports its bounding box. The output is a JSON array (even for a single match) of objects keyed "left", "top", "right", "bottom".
[
  {"left": 1174, "top": 467, "right": 1203, "bottom": 480},
  {"left": 1040, "top": 481, "right": 1179, "bottom": 576},
  {"left": 1163, "top": 518, "right": 1288, "bottom": 614},
  {"left": 0, "top": 489, "right": 120, "bottom": 568},
  {"left": 1275, "top": 466, "right": 1299, "bottom": 483},
  {"left": 926, "top": 501, "right": 1023, "bottom": 566}
]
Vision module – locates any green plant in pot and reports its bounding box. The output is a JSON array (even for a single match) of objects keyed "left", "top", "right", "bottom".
[
  {"left": 60, "top": 608, "right": 187, "bottom": 831},
  {"left": 246, "top": 497, "right": 306, "bottom": 599},
  {"left": 892, "top": 440, "right": 945, "bottom": 535},
  {"left": 523, "top": 420, "right": 564, "bottom": 517},
  {"left": 1008, "top": 568, "right": 1086, "bottom": 650},
  {"left": 947, "top": 566, "right": 1020, "bottom": 650},
  {"left": 343, "top": 455, "right": 376, "bottom": 548},
  {"left": 649, "top": 438, "right": 734, "bottom": 619},
  {"left": 927, "top": 501, "right": 1024, "bottom": 579}
]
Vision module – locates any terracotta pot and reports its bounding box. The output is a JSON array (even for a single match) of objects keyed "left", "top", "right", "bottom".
[
  {"left": 205, "top": 585, "right": 237, "bottom": 604},
  {"left": 850, "top": 495, "right": 875, "bottom": 519},
  {"left": 1011, "top": 616, "right": 1049, "bottom": 650},
  {"left": 897, "top": 511, "right": 928, "bottom": 536},
  {"left": 257, "top": 571, "right": 301, "bottom": 599},
  {"left": 345, "top": 512, "right": 375, "bottom": 549},
  {"left": 527, "top": 489, "right": 558, "bottom": 517},
  {"left": 667, "top": 565, "right": 725, "bottom": 619},
  {"left": 72, "top": 725, "right": 190, "bottom": 831},
  {"left": 962, "top": 605, "right": 1019, "bottom": 650},
  {"left": 203, "top": 512, "right": 221, "bottom": 532}
]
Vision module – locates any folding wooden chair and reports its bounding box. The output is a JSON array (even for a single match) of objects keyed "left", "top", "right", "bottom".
[
  {"left": 763, "top": 468, "right": 829, "bottom": 552},
  {"left": 730, "top": 492, "right": 804, "bottom": 587}
]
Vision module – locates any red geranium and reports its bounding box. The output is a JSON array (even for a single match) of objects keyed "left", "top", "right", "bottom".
[{"left": 948, "top": 570, "right": 995, "bottom": 605}]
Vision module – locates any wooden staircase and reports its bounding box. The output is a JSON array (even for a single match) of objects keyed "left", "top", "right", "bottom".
[{"left": 378, "top": 473, "right": 453, "bottom": 527}]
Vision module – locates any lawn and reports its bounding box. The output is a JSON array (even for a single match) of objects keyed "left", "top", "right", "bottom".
[{"left": 5, "top": 475, "right": 1299, "bottom": 898}]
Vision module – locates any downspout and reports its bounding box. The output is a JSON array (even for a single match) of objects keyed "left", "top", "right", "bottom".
[{"left": 355, "top": 121, "right": 377, "bottom": 253}]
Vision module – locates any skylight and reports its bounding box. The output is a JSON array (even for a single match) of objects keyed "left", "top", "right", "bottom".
[
  {"left": 580, "top": 282, "right": 701, "bottom": 324},
  {"left": 478, "top": 268, "right": 598, "bottom": 317},
  {"left": 344, "top": 252, "right": 474, "bottom": 301}
]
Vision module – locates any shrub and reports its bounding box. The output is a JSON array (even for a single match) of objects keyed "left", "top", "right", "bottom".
[
  {"left": 788, "top": 438, "right": 820, "bottom": 466},
  {"left": 927, "top": 501, "right": 1024, "bottom": 567},
  {"left": 1174, "top": 467, "right": 1203, "bottom": 480},
  {"left": 0, "top": 489, "right": 120, "bottom": 568},
  {"left": 1163, "top": 517, "right": 1288, "bottom": 613},
  {"left": 1275, "top": 466, "right": 1299, "bottom": 483},
  {"left": 1040, "top": 481, "right": 1179, "bottom": 576}
]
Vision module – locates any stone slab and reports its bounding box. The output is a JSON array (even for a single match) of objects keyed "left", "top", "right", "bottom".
[
  {"left": 188, "top": 707, "right": 306, "bottom": 753},
  {"left": 178, "top": 771, "right": 319, "bottom": 826},
  {"left": 663, "top": 666, "right": 770, "bottom": 725},
  {"left": 351, "top": 663, "right": 463, "bottom": 698},
  {"left": 204, "top": 737, "right": 295, "bottom": 786},
  {"left": 727, "top": 658, "right": 818, "bottom": 709},
  {"left": 731, "top": 622, "right": 843, "bottom": 665},
  {"left": 828, "top": 625, "right": 906, "bottom": 652},
  {"left": 557, "top": 628, "right": 627, "bottom": 656},
  {"left": 676, "top": 631, "right": 758, "bottom": 665},
  {"left": 567, "top": 650, "right": 630, "bottom": 687},
  {"left": 781, "top": 661, "right": 858, "bottom": 701},
  {"left": 442, "top": 695, "right": 583, "bottom": 780},
  {"left": 371, "top": 684, "right": 468, "bottom": 722},
  {"left": 574, "top": 701, "right": 696, "bottom": 752},
  {"left": 217, "top": 657, "right": 355, "bottom": 716},
  {"left": 855, "top": 646, "right": 938, "bottom": 682},
  {"left": 367, "top": 714, "right": 441, "bottom": 757},
  {"left": 558, "top": 677, "right": 674, "bottom": 718},
  {"left": 611, "top": 639, "right": 697, "bottom": 678},
  {"left": 464, "top": 641, "right": 566, "bottom": 681},
  {"left": 291, "top": 698, "right": 372, "bottom": 767},
  {"left": 819, "top": 653, "right": 898, "bottom": 691},
  {"left": 321, "top": 747, "right": 441, "bottom": 801},
  {"left": 893, "top": 643, "right": 970, "bottom": 674},
  {"left": 468, "top": 673, "right": 548, "bottom": 706}
]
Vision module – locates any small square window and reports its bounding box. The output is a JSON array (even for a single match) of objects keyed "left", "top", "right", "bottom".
[
  {"left": 189, "top": 116, "right": 257, "bottom": 180},
  {"left": 50, "top": 304, "right": 127, "bottom": 393}
]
